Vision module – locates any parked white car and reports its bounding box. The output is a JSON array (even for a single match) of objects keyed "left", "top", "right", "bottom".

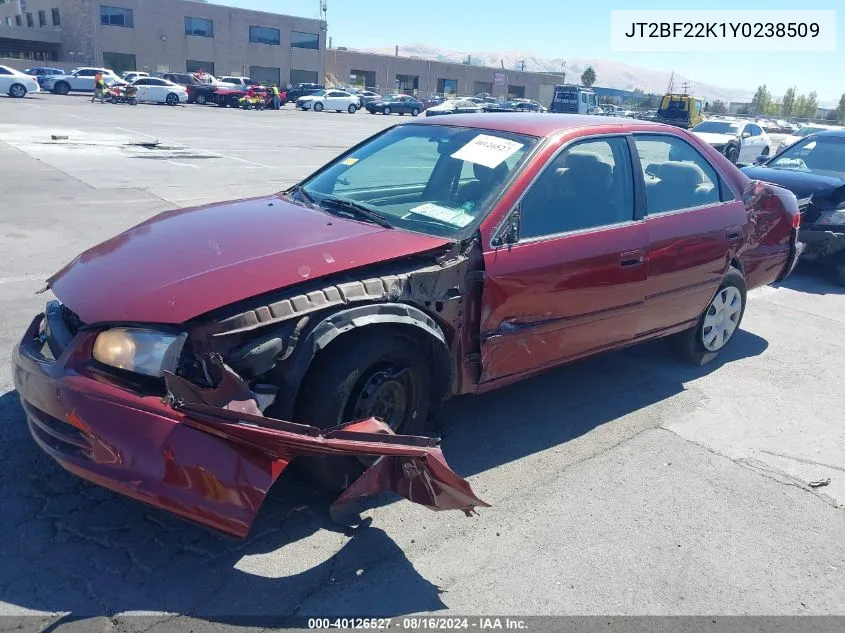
[
  {"left": 218, "top": 76, "right": 256, "bottom": 87},
  {"left": 121, "top": 71, "right": 149, "bottom": 83},
  {"left": 43, "top": 67, "right": 120, "bottom": 94},
  {"left": 296, "top": 89, "right": 359, "bottom": 113},
  {"left": 690, "top": 119, "right": 771, "bottom": 164},
  {"left": 0, "top": 65, "right": 40, "bottom": 98},
  {"left": 131, "top": 77, "right": 188, "bottom": 105}
]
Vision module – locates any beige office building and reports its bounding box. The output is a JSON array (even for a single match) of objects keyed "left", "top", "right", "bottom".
[{"left": 0, "top": 0, "right": 326, "bottom": 86}]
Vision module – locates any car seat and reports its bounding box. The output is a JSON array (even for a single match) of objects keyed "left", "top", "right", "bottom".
[{"left": 457, "top": 162, "right": 509, "bottom": 207}]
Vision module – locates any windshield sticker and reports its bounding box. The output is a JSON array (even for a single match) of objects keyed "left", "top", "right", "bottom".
[
  {"left": 451, "top": 134, "right": 524, "bottom": 169},
  {"left": 408, "top": 203, "right": 475, "bottom": 227},
  {"left": 341, "top": 157, "right": 359, "bottom": 166}
]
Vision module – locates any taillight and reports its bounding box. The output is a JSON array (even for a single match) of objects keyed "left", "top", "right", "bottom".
[{"left": 792, "top": 212, "right": 801, "bottom": 230}]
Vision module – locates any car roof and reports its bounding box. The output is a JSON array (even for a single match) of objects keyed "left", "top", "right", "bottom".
[{"left": 409, "top": 113, "right": 675, "bottom": 137}]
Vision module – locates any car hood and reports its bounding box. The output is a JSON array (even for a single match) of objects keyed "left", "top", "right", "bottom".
[
  {"left": 740, "top": 166, "right": 845, "bottom": 199},
  {"left": 48, "top": 195, "right": 451, "bottom": 325},
  {"left": 693, "top": 131, "right": 737, "bottom": 145}
]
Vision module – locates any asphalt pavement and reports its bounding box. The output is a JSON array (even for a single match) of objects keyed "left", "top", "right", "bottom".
[{"left": 0, "top": 93, "right": 843, "bottom": 631}]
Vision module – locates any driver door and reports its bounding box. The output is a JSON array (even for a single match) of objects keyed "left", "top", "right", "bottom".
[
  {"left": 73, "top": 69, "right": 96, "bottom": 91},
  {"left": 479, "top": 135, "right": 647, "bottom": 384},
  {"left": 132, "top": 78, "right": 150, "bottom": 101}
]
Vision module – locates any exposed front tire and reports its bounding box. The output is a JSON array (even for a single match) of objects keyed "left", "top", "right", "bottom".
[
  {"left": 668, "top": 267, "right": 747, "bottom": 365},
  {"left": 725, "top": 144, "right": 739, "bottom": 164},
  {"left": 290, "top": 330, "right": 433, "bottom": 491},
  {"left": 313, "top": 101, "right": 324, "bottom": 112},
  {"left": 9, "top": 83, "right": 27, "bottom": 98}
]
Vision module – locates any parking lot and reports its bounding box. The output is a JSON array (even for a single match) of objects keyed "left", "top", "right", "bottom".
[{"left": 1, "top": 93, "right": 844, "bottom": 629}]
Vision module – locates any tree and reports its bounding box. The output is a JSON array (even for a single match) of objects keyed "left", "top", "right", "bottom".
[
  {"left": 782, "top": 87, "right": 796, "bottom": 118},
  {"left": 709, "top": 100, "right": 727, "bottom": 114},
  {"left": 837, "top": 93, "right": 845, "bottom": 122},
  {"left": 765, "top": 100, "right": 782, "bottom": 116},
  {"left": 805, "top": 91, "right": 819, "bottom": 119},
  {"left": 793, "top": 94, "right": 809, "bottom": 118},
  {"left": 580, "top": 66, "right": 596, "bottom": 88},
  {"left": 750, "top": 85, "right": 772, "bottom": 116}
]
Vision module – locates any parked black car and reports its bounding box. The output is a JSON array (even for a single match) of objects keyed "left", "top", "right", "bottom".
[
  {"left": 285, "top": 83, "right": 325, "bottom": 103},
  {"left": 160, "top": 72, "right": 220, "bottom": 105},
  {"left": 365, "top": 94, "right": 424, "bottom": 116},
  {"left": 742, "top": 129, "right": 845, "bottom": 284}
]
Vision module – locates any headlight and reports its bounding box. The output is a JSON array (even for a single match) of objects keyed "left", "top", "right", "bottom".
[
  {"left": 92, "top": 328, "right": 187, "bottom": 377},
  {"left": 817, "top": 208, "right": 845, "bottom": 226}
]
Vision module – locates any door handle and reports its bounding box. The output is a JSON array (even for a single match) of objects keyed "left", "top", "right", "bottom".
[
  {"left": 619, "top": 250, "right": 646, "bottom": 268},
  {"left": 726, "top": 226, "right": 742, "bottom": 240}
]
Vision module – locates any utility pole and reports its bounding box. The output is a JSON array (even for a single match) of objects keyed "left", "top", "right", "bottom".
[
  {"left": 681, "top": 81, "right": 690, "bottom": 94},
  {"left": 667, "top": 71, "right": 674, "bottom": 93}
]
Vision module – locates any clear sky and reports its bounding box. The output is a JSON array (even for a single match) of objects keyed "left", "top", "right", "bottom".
[{"left": 214, "top": 0, "right": 844, "bottom": 103}]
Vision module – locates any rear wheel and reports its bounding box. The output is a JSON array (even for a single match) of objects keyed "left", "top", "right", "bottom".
[
  {"left": 411, "top": 107, "right": 420, "bottom": 116},
  {"left": 165, "top": 93, "right": 179, "bottom": 106},
  {"left": 313, "top": 101, "right": 324, "bottom": 112},
  {"left": 53, "top": 82, "right": 70, "bottom": 95},
  {"left": 9, "top": 83, "right": 27, "bottom": 98},
  {"left": 835, "top": 260, "right": 845, "bottom": 287},
  {"left": 347, "top": 104, "right": 356, "bottom": 114},
  {"left": 289, "top": 331, "right": 433, "bottom": 491},
  {"left": 129, "top": 97, "right": 137, "bottom": 106},
  {"left": 195, "top": 93, "right": 207, "bottom": 105},
  {"left": 668, "top": 267, "right": 747, "bottom": 365}
]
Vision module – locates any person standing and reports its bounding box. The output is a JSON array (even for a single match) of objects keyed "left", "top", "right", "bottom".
[
  {"left": 271, "top": 84, "right": 281, "bottom": 110},
  {"left": 92, "top": 72, "right": 106, "bottom": 103}
]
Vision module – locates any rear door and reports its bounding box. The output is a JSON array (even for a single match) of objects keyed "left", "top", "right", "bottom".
[
  {"left": 632, "top": 133, "right": 744, "bottom": 337},
  {"left": 145, "top": 78, "right": 168, "bottom": 102},
  {"left": 132, "top": 78, "right": 150, "bottom": 101},
  {"left": 73, "top": 69, "right": 96, "bottom": 91},
  {"left": 479, "top": 135, "right": 648, "bottom": 384}
]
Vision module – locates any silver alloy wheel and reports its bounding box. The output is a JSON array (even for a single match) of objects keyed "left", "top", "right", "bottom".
[
  {"left": 9, "top": 83, "right": 26, "bottom": 98},
  {"left": 166, "top": 93, "right": 178, "bottom": 106},
  {"left": 701, "top": 286, "right": 743, "bottom": 351}
]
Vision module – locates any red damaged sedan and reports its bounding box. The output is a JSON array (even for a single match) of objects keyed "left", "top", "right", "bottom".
[{"left": 13, "top": 114, "right": 803, "bottom": 537}]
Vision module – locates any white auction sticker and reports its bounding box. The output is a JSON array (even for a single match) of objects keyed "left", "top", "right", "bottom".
[
  {"left": 408, "top": 203, "right": 475, "bottom": 227},
  {"left": 451, "top": 135, "right": 524, "bottom": 169}
]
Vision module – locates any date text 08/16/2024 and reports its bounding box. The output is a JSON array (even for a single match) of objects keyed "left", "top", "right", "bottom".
[{"left": 307, "top": 618, "right": 528, "bottom": 630}]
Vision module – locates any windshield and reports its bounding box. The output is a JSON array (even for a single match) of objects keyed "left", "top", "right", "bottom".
[
  {"left": 767, "top": 135, "right": 845, "bottom": 178},
  {"left": 794, "top": 127, "right": 828, "bottom": 137},
  {"left": 692, "top": 121, "right": 741, "bottom": 134},
  {"left": 298, "top": 124, "right": 538, "bottom": 238}
]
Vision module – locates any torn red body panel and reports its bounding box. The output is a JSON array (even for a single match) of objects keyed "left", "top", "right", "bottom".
[{"left": 12, "top": 315, "right": 485, "bottom": 538}]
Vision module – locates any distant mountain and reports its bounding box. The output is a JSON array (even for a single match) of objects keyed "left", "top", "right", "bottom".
[{"left": 359, "top": 43, "right": 755, "bottom": 105}]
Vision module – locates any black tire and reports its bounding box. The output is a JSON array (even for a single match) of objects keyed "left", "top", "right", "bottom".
[
  {"left": 411, "top": 108, "right": 420, "bottom": 117},
  {"left": 347, "top": 104, "right": 356, "bottom": 114},
  {"left": 290, "top": 330, "right": 433, "bottom": 491},
  {"left": 9, "top": 83, "right": 27, "bottom": 98},
  {"left": 53, "top": 82, "right": 70, "bottom": 96},
  {"left": 383, "top": 106, "right": 391, "bottom": 115},
  {"left": 726, "top": 144, "right": 739, "bottom": 164},
  {"left": 313, "top": 101, "right": 324, "bottom": 112},
  {"left": 129, "top": 97, "right": 137, "bottom": 106},
  {"left": 835, "top": 261, "right": 845, "bottom": 287},
  {"left": 668, "top": 267, "right": 747, "bottom": 365},
  {"left": 195, "top": 93, "right": 207, "bottom": 105},
  {"left": 165, "top": 93, "right": 179, "bottom": 106},
  {"left": 761, "top": 146, "right": 770, "bottom": 156}
]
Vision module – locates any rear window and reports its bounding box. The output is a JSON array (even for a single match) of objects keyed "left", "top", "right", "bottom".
[{"left": 555, "top": 88, "right": 578, "bottom": 101}]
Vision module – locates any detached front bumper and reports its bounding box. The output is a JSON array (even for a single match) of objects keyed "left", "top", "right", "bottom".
[
  {"left": 13, "top": 312, "right": 487, "bottom": 538},
  {"left": 799, "top": 227, "right": 845, "bottom": 262}
]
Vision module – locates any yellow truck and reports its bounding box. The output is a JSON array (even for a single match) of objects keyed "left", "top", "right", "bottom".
[{"left": 654, "top": 93, "right": 705, "bottom": 129}]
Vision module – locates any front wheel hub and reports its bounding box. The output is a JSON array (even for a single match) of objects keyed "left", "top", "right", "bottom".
[{"left": 350, "top": 366, "right": 411, "bottom": 431}]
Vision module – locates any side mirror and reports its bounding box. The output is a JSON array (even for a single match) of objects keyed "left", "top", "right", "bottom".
[
  {"left": 742, "top": 131, "right": 752, "bottom": 138},
  {"left": 492, "top": 208, "right": 521, "bottom": 247}
]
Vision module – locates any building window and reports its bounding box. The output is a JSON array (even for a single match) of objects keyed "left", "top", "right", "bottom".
[
  {"left": 38, "top": 10, "right": 46, "bottom": 27},
  {"left": 437, "top": 78, "right": 458, "bottom": 96},
  {"left": 249, "top": 66, "right": 280, "bottom": 86},
  {"left": 289, "top": 69, "right": 318, "bottom": 86},
  {"left": 184, "top": 17, "right": 213, "bottom": 37},
  {"left": 249, "top": 25, "right": 280, "bottom": 45},
  {"left": 186, "top": 60, "right": 215, "bottom": 75},
  {"left": 52, "top": 8, "right": 60, "bottom": 26},
  {"left": 26, "top": 12, "right": 33, "bottom": 27},
  {"left": 4, "top": 17, "right": 12, "bottom": 26},
  {"left": 100, "top": 6, "right": 134, "bottom": 28},
  {"left": 290, "top": 31, "right": 319, "bottom": 49},
  {"left": 15, "top": 15, "right": 21, "bottom": 26}
]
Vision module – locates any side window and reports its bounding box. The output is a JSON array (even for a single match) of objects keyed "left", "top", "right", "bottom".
[
  {"left": 519, "top": 137, "right": 635, "bottom": 240},
  {"left": 134, "top": 79, "right": 149, "bottom": 85},
  {"left": 633, "top": 134, "right": 724, "bottom": 215},
  {"left": 78, "top": 70, "right": 95, "bottom": 77},
  {"left": 750, "top": 125, "right": 762, "bottom": 136},
  {"left": 581, "top": 93, "right": 587, "bottom": 104},
  {"left": 0, "top": 68, "right": 10, "bottom": 75}
]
